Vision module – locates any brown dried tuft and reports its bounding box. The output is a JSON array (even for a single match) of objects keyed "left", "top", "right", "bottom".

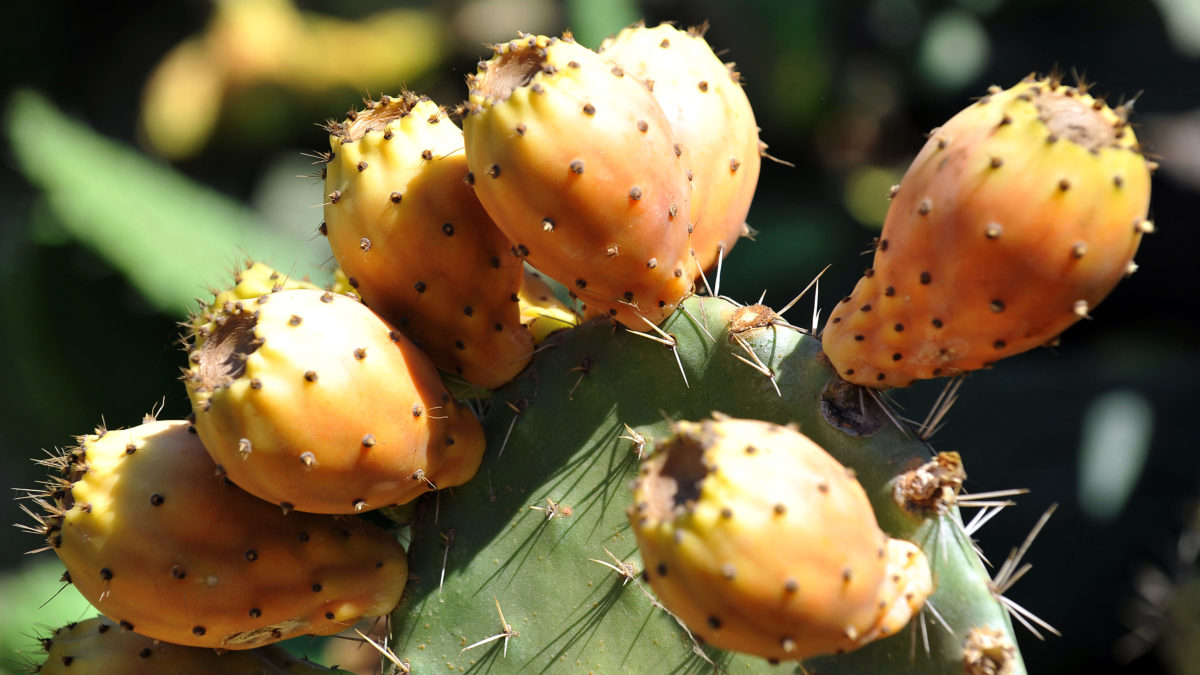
[
  {"left": 193, "top": 312, "right": 259, "bottom": 390},
  {"left": 337, "top": 91, "right": 425, "bottom": 143},
  {"left": 473, "top": 47, "right": 547, "bottom": 104}
]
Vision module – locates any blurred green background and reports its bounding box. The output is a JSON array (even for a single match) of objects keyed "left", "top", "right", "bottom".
[{"left": 1, "top": 0, "right": 1198, "bottom": 672}]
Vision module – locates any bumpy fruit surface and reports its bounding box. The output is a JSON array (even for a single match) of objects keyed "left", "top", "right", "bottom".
[
  {"left": 185, "top": 288, "right": 484, "bottom": 513},
  {"left": 822, "top": 76, "right": 1152, "bottom": 388},
  {"left": 189, "top": 261, "right": 321, "bottom": 332},
  {"left": 629, "top": 416, "right": 932, "bottom": 661},
  {"left": 322, "top": 92, "right": 532, "bottom": 389},
  {"left": 463, "top": 33, "right": 693, "bottom": 327},
  {"left": 36, "top": 615, "right": 352, "bottom": 674},
  {"left": 28, "top": 420, "right": 407, "bottom": 650},
  {"left": 599, "top": 22, "right": 761, "bottom": 276}
]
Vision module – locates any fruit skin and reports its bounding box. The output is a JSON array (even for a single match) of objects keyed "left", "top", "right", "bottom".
[
  {"left": 822, "top": 75, "right": 1152, "bottom": 388},
  {"left": 185, "top": 287, "right": 484, "bottom": 513},
  {"left": 599, "top": 22, "right": 761, "bottom": 276},
  {"left": 36, "top": 615, "right": 353, "bottom": 674},
  {"left": 188, "top": 260, "right": 322, "bottom": 333},
  {"left": 463, "top": 33, "right": 694, "bottom": 327},
  {"left": 322, "top": 92, "right": 532, "bottom": 389},
  {"left": 28, "top": 419, "right": 407, "bottom": 650},
  {"left": 629, "top": 415, "right": 932, "bottom": 661}
]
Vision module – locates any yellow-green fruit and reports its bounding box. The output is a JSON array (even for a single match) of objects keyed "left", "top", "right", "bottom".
[
  {"left": 328, "top": 267, "right": 360, "bottom": 299},
  {"left": 599, "top": 22, "right": 761, "bottom": 276},
  {"left": 630, "top": 416, "right": 932, "bottom": 661},
  {"left": 189, "top": 261, "right": 321, "bottom": 333},
  {"left": 36, "top": 615, "right": 352, "bottom": 674},
  {"left": 464, "top": 33, "right": 694, "bottom": 327},
  {"left": 323, "top": 92, "right": 532, "bottom": 389},
  {"left": 29, "top": 420, "right": 407, "bottom": 650},
  {"left": 517, "top": 267, "right": 579, "bottom": 343},
  {"left": 185, "top": 288, "right": 485, "bottom": 513},
  {"left": 822, "top": 76, "right": 1152, "bottom": 388}
]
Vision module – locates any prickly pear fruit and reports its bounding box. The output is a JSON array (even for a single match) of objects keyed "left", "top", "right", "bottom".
[
  {"left": 35, "top": 615, "right": 353, "bottom": 674},
  {"left": 322, "top": 91, "right": 533, "bottom": 389},
  {"left": 184, "top": 288, "right": 484, "bottom": 513},
  {"left": 599, "top": 22, "right": 761, "bottom": 276},
  {"left": 189, "top": 261, "right": 321, "bottom": 332},
  {"left": 463, "top": 33, "right": 694, "bottom": 327},
  {"left": 822, "top": 75, "right": 1153, "bottom": 388},
  {"left": 517, "top": 266, "right": 579, "bottom": 343},
  {"left": 26, "top": 419, "right": 407, "bottom": 650},
  {"left": 629, "top": 415, "right": 932, "bottom": 661}
]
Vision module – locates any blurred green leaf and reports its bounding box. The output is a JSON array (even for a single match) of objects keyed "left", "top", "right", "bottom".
[
  {"left": 565, "top": 0, "right": 638, "bottom": 48},
  {"left": 0, "top": 558, "right": 94, "bottom": 672},
  {"left": 5, "top": 90, "right": 327, "bottom": 317}
]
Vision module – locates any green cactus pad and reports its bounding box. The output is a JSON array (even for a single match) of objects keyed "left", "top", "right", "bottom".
[{"left": 391, "top": 294, "right": 1026, "bottom": 673}]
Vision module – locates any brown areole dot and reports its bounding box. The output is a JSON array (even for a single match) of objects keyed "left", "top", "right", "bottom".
[{"left": 570, "top": 160, "right": 585, "bottom": 174}]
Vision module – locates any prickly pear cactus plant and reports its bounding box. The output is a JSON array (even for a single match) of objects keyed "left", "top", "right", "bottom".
[
  {"left": 391, "top": 295, "right": 1023, "bottom": 673},
  {"left": 15, "top": 21, "right": 1159, "bottom": 675}
]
